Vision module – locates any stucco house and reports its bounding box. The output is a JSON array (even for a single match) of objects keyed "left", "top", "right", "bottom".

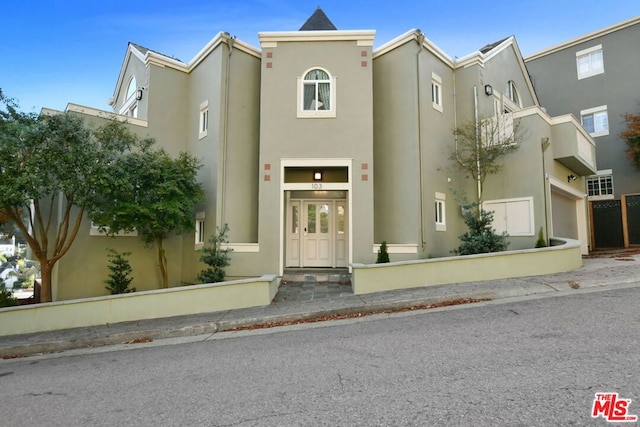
[
  {"left": 526, "top": 16, "right": 640, "bottom": 249},
  {"left": 44, "top": 8, "right": 595, "bottom": 301}
]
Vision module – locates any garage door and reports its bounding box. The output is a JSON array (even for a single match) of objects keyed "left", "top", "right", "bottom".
[{"left": 551, "top": 191, "right": 578, "bottom": 239}]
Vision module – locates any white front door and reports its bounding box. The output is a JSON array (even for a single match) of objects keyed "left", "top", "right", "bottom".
[
  {"left": 303, "top": 201, "right": 332, "bottom": 267},
  {"left": 286, "top": 198, "right": 348, "bottom": 268}
]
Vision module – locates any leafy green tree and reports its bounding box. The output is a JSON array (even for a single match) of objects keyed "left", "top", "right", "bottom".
[
  {"left": 451, "top": 115, "right": 522, "bottom": 203},
  {"left": 104, "top": 248, "right": 136, "bottom": 294},
  {"left": 91, "top": 127, "right": 204, "bottom": 288},
  {"left": 621, "top": 111, "right": 640, "bottom": 167},
  {"left": 453, "top": 203, "right": 509, "bottom": 255},
  {"left": 198, "top": 224, "right": 232, "bottom": 283},
  {"left": 0, "top": 90, "right": 136, "bottom": 302}
]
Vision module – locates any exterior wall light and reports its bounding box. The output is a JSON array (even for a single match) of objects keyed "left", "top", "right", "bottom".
[
  {"left": 484, "top": 85, "right": 493, "bottom": 96},
  {"left": 136, "top": 89, "right": 143, "bottom": 101},
  {"left": 567, "top": 174, "right": 577, "bottom": 182},
  {"left": 313, "top": 171, "right": 323, "bottom": 181}
]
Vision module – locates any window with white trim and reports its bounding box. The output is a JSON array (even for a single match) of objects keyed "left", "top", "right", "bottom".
[
  {"left": 126, "top": 76, "right": 136, "bottom": 100},
  {"left": 431, "top": 72, "right": 443, "bottom": 112},
  {"left": 297, "top": 68, "right": 336, "bottom": 118},
  {"left": 195, "top": 212, "right": 205, "bottom": 245},
  {"left": 576, "top": 45, "right": 604, "bottom": 79},
  {"left": 587, "top": 170, "right": 614, "bottom": 200},
  {"left": 581, "top": 105, "right": 609, "bottom": 137},
  {"left": 435, "top": 192, "right": 446, "bottom": 231},
  {"left": 199, "top": 101, "right": 209, "bottom": 139},
  {"left": 505, "top": 81, "right": 521, "bottom": 108}
]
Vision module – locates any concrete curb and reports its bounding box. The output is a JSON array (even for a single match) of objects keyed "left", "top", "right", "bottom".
[{"left": 1, "top": 254, "right": 638, "bottom": 359}]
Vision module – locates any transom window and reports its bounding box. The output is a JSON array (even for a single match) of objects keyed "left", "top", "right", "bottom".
[
  {"left": 581, "top": 105, "right": 609, "bottom": 137},
  {"left": 576, "top": 45, "right": 604, "bottom": 80},
  {"left": 298, "top": 68, "right": 336, "bottom": 118},
  {"left": 587, "top": 171, "right": 614, "bottom": 199}
]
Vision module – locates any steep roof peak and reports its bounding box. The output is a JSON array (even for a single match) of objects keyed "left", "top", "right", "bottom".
[
  {"left": 478, "top": 37, "right": 511, "bottom": 54},
  {"left": 299, "top": 7, "right": 337, "bottom": 31}
]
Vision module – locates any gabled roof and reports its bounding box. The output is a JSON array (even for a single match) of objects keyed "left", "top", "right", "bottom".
[
  {"left": 526, "top": 15, "right": 640, "bottom": 61},
  {"left": 479, "top": 37, "right": 511, "bottom": 54},
  {"left": 299, "top": 7, "right": 337, "bottom": 31},
  {"left": 129, "top": 42, "right": 183, "bottom": 63}
]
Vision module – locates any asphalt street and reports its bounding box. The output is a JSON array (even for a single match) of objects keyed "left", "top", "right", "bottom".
[{"left": 2, "top": 284, "right": 639, "bottom": 426}]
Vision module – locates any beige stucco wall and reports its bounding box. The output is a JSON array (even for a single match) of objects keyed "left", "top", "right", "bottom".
[
  {"left": 258, "top": 36, "right": 375, "bottom": 271},
  {"left": 352, "top": 238, "right": 582, "bottom": 294},
  {"left": 1, "top": 275, "right": 278, "bottom": 337}
]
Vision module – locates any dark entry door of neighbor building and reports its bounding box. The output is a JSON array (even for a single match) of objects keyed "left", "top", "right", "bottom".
[
  {"left": 592, "top": 200, "right": 624, "bottom": 248},
  {"left": 625, "top": 195, "right": 640, "bottom": 245}
]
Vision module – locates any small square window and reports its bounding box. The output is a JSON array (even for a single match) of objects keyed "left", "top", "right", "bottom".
[
  {"left": 435, "top": 192, "right": 446, "bottom": 231},
  {"left": 581, "top": 105, "right": 609, "bottom": 137},
  {"left": 587, "top": 171, "right": 614, "bottom": 200},
  {"left": 195, "top": 219, "right": 205, "bottom": 244},
  {"left": 199, "top": 101, "right": 209, "bottom": 139},
  {"left": 576, "top": 45, "right": 604, "bottom": 79},
  {"left": 431, "top": 73, "right": 443, "bottom": 112}
]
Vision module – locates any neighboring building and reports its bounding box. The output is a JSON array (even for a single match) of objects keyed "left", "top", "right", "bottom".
[
  {"left": 526, "top": 16, "right": 640, "bottom": 249},
  {"left": 44, "top": 8, "right": 595, "bottom": 300},
  {"left": 0, "top": 235, "right": 15, "bottom": 257}
]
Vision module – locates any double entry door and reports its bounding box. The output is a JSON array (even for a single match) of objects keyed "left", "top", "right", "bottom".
[{"left": 287, "top": 199, "right": 347, "bottom": 268}]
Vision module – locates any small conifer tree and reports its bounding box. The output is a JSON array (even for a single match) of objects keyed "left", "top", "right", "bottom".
[
  {"left": 198, "top": 224, "right": 232, "bottom": 283},
  {"left": 104, "top": 249, "right": 136, "bottom": 294},
  {"left": 535, "top": 227, "right": 547, "bottom": 248},
  {"left": 376, "top": 241, "right": 390, "bottom": 263},
  {"left": 453, "top": 203, "right": 509, "bottom": 255}
]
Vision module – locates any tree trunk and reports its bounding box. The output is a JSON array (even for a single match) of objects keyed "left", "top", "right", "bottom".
[
  {"left": 39, "top": 262, "right": 53, "bottom": 303},
  {"left": 156, "top": 238, "right": 168, "bottom": 288}
]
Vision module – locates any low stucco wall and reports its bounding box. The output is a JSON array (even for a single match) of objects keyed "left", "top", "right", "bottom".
[
  {"left": 0, "top": 275, "right": 278, "bottom": 337},
  {"left": 352, "top": 238, "right": 582, "bottom": 295}
]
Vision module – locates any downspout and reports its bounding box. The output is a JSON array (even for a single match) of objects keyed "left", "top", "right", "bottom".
[
  {"left": 220, "top": 33, "right": 235, "bottom": 227},
  {"left": 416, "top": 31, "right": 426, "bottom": 249},
  {"left": 473, "top": 85, "right": 482, "bottom": 205},
  {"left": 541, "top": 137, "right": 551, "bottom": 245}
]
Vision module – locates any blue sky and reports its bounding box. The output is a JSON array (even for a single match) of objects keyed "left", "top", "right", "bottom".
[{"left": 2, "top": 1, "right": 637, "bottom": 113}]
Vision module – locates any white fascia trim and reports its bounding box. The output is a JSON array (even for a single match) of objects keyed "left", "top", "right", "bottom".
[
  {"left": 373, "top": 29, "right": 455, "bottom": 67},
  {"left": 112, "top": 47, "right": 147, "bottom": 108},
  {"left": 525, "top": 16, "right": 640, "bottom": 61},
  {"left": 259, "top": 30, "right": 376, "bottom": 47},
  {"left": 221, "top": 243, "right": 260, "bottom": 253},
  {"left": 372, "top": 244, "right": 419, "bottom": 254},
  {"left": 514, "top": 106, "right": 596, "bottom": 149},
  {"left": 143, "top": 34, "right": 261, "bottom": 74},
  {"left": 64, "top": 103, "right": 148, "bottom": 127},
  {"left": 549, "top": 176, "right": 587, "bottom": 199}
]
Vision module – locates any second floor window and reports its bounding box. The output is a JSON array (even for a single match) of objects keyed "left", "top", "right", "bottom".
[
  {"left": 576, "top": 45, "right": 604, "bottom": 79},
  {"left": 303, "top": 69, "right": 331, "bottom": 111},
  {"left": 298, "top": 68, "right": 336, "bottom": 118},
  {"left": 581, "top": 105, "right": 609, "bottom": 137}
]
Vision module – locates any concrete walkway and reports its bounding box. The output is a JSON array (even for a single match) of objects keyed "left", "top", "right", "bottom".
[{"left": 1, "top": 250, "right": 639, "bottom": 358}]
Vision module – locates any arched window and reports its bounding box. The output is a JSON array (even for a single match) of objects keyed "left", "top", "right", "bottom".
[
  {"left": 506, "top": 80, "right": 521, "bottom": 107},
  {"left": 303, "top": 69, "right": 331, "bottom": 111},
  {"left": 126, "top": 76, "right": 137, "bottom": 100},
  {"left": 298, "top": 67, "right": 336, "bottom": 118}
]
